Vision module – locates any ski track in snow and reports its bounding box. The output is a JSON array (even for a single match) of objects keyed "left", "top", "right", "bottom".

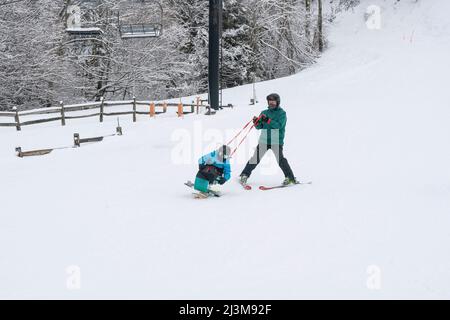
[{"left": 1, "top": 0, "right": 449, "bottom": 299}]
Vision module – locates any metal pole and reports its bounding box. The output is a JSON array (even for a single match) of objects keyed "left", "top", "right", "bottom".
[
  {"left": 208, "top": 0, "right": 222, "bottom": 111},
  {"left": 220, "top": 29, "right": 223, "bottom": 108}
]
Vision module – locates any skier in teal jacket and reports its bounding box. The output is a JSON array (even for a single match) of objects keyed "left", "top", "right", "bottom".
[{"left": 194, "top": 145, "right": 231, "bottom": 193}]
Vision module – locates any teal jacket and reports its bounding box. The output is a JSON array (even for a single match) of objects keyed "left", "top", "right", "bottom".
[
  {"left": 256, "top": 106, "right": 287, "bottom": 145},
  {"left": 198, "top": 151, "right": 231, "bottom": 181}
]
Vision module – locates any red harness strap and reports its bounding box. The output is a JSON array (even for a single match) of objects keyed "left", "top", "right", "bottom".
[{"left": 229, "top": 115, "right": 263, "bottom": 158}]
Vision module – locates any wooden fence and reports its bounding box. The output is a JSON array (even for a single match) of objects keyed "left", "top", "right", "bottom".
[{"left": 0, "top": 97, "right": 230, "bottom": 131}]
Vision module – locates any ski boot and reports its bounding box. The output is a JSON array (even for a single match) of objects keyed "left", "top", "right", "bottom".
[
  {"left": 240, "top": 175, "right": 249, "bottom": 185},
  {"left": 282, "top": 177, "right": 299, "bottom": 186}
]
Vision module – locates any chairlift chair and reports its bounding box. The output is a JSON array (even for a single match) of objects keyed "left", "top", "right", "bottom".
[
  {"left": 118, "top": 0, "right": 163, "bottom": 39},
  {"left": 119, "top": 23, "right": 162, "bottom": 39},
  {"left": 66, "top": 27, "right": 103, "bottom": 36}
]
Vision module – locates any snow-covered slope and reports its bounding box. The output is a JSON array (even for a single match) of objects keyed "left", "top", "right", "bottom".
[{"left": 1, "top": 0, "right": 449, "bottom": 299}]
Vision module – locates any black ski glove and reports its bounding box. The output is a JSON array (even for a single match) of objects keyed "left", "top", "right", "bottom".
[{"left": 218, "top": 177, "right": 227, "bottom": 185}]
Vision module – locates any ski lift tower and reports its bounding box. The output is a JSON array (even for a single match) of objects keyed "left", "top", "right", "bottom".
[
  {"left": 209, "top": 0, "right": 223, "bottom": 111},
  {"left": 118, "top": 0, "right": 163, "bottom": 39}
]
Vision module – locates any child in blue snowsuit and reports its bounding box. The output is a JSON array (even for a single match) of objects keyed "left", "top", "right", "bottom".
[{"left": 195, "top": 145, "right": 232, "bottom": 193}]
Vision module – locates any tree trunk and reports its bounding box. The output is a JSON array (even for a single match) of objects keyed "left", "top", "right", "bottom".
[
  {"left": 318, "top": 0, "right": 324, "bottom": 52},
  {"left": 305, "top": 0, "right": 311, "bottom": 42}
]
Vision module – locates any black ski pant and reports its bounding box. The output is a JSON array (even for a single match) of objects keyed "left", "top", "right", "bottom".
[{"left": 241, "top": 144, "right": 295, "bottom": 179}]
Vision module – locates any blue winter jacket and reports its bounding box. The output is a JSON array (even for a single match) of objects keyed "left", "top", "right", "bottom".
[{"left": 198, "top": 150, "right": 231, "bottom": 181}]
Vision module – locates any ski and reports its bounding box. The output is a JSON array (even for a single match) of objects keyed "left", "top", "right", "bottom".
[
  {"left": 193, "top": 192, "right": 210, "bottom": 199},
  {"left": 185, "top": 181, "right": 221, "bottom": 197},
  {"left": 259, "top": 181, "right": 312, "bottom": 191},
  {"left": 185, "top": 181, "right": 194, "bottom": 188},
  {"left": 240, "top": 182, "right": 252, "bottom": 190}
]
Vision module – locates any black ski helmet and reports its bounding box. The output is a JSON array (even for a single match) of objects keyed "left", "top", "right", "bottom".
[
  {"left": 218, "top": 145, "right": 231, "bottom": 160},
  {"left": 267, "top": 93, "right": 281, "bottom": 107}
]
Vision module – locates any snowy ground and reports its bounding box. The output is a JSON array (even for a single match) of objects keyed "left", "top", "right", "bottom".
[{"left": 1, "top": 0, "right": 449, "bottom": 299}]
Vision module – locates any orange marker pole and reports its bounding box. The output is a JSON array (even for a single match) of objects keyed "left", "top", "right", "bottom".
[
  {"left": 150, "top": 103, "right": 155, "bottom": 117},
  {"left": 178, "top": 103, "right": 184, "bottom": 118}
]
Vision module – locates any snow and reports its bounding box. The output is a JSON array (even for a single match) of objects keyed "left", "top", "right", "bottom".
[{"left": 1, "top": 0, "right": 450, "bottom": 299}]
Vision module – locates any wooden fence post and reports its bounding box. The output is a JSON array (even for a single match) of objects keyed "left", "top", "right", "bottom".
[
  {"left": 196, "top": 96, "right": 200, "bottom": 114},
  {"left": 150, "top": 102, "right": 156, "bottom": 117},
  {"left": 132, "top": 96, "right": 137, "bottom": 122},
  {"left": 74, "top": 133, "right": 80, "bottom": 147},
  {"left": 15, "top": 147, "right": 22, "bottom": 157},
  {"left": 13, "top": 107, "right": 21, "bottom": 131},
  {"left": 60, "top": 101, "right": 66, "bottom": 126},
  {"left": 163, "top": 102, "right": 167, "bottom": 114},
  {"left": 99, "top": 97, "right": 105, "bottom": 123}
]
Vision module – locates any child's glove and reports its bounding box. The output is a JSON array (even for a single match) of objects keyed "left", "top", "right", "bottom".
[{"left": 218, "top": 177, "right": 227, "bottom": 185}]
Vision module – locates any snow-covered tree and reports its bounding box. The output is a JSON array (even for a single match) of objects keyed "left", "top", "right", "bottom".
[
  {"left": 0, "top": 0, "right": 337, "bottom": 110},
  {"left": 0, "top": 0, "right": 68, "bottom": 110}
]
